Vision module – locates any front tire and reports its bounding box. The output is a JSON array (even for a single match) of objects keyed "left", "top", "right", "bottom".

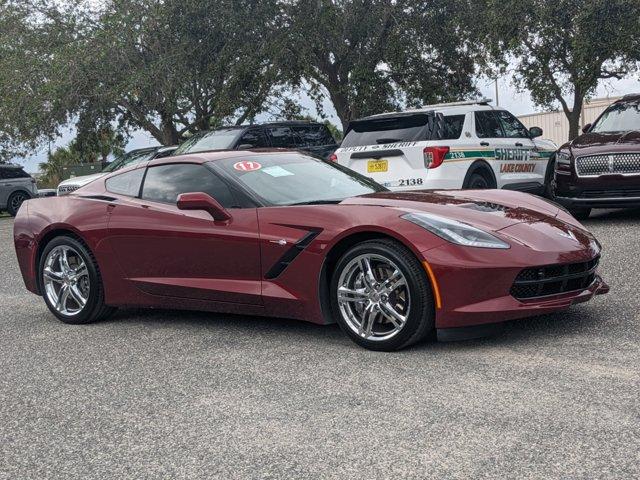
[
  {"left": 38, "top": 235, "right": 115, "bottom": 324},
  {"left": 330, "top": 239, "right": 434, "bottom": 351},
  {"left": 7, "top": 191, "right": 28, "bottom": 216}
]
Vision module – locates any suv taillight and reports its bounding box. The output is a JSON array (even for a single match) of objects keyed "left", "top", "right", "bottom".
[
  {"left": 424, "top": 146, "right": 450, "bottom": 169},
  {"left": 328, "top": 153, "right": 338, "bottom": 162}
]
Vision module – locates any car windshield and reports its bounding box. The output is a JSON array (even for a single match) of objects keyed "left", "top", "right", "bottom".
[
  {"left": 174, "top": 129, "right": 242, "bottom": 155},
  {"left": 102, "top": 149, "right": 157, "bottom": 173},
  {"left": 209, "top": 153, "right": 387, "bottom": 206},
  {"left": 591, "top": 100, "right": 640, "bottom": 133}
]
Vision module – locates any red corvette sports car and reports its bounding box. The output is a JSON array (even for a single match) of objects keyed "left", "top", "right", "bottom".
[{"left": 14, "top": 150, "right": 608, "bottom": 350}]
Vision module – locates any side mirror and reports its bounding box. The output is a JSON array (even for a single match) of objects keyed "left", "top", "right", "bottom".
[
  {"left": 529, "top": 126, "right": 543, "bottom": 138},
  {"left": 176, "top": 192, "right": 231, "bottom": 221},
  {"left": 582, "top": 123, "right": 592, "bottom": 134},
  {"left": 236, "top": 144, "right": 255, "bottom": 150}
]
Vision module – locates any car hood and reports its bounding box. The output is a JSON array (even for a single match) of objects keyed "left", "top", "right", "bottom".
[
  {"left": 342, "top": 190, "right": 598, "bottom": 253},
  {"left": 565, "top": 131, "right": 640, "bottom": 156},
  {"left": 58, "top": 172, "right": 106, "bottom": 188},
  {"left": 342, "top": 190, "right": 562, "bottom": 231}
]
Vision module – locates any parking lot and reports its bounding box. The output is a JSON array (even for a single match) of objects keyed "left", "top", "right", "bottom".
[{"left": 0, "top": 211, "right": 639, "bottom": 479}]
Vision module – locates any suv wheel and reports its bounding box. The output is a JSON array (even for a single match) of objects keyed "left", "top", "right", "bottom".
[
  {"left": 464, "top": 170, "right": 494, "bottom": 189},
  {"left": 7, "top": 191, "right": 28, "bottom": 216},
  {"left": 569, "top": 207, "right": 591, "bottom": 220}
]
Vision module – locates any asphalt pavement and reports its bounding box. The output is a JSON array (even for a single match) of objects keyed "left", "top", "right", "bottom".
[{"left": 0, "top": 210, "right": 639, "bottom": 479}]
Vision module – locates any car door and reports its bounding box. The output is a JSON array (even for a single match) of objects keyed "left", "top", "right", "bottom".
[
  {"left": 0, "top": 169, "right": 10, "bottom": 207},
  {"left": 493, "top": 110, "right": 543, "bottom": 186},
  {"left": 106, "top": 162, "right": 262, "bottom": 305},
  {"left": 475, "top": 110, "right": 532, "bottom": 187}
]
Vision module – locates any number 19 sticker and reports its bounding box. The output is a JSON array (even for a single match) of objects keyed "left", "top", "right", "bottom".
[{"left": 233, "top": 161, "right": 262, "bottom": 172}]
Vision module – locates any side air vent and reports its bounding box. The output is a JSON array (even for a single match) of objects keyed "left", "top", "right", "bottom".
[{"left": 264, "top": 230, "right": 321, "bottom": 279}]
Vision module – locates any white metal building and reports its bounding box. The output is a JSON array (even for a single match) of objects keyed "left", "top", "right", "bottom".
[{"left": 517, "top": 97, "right": 621, "bottom": 148}]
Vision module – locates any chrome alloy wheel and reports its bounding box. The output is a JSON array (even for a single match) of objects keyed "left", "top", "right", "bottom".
[
  {"left": 337, "top": 254, "right": 410, "bottom": 342},
  {"left": 42, "top": 245, "right": 90, "bottom": 316}
]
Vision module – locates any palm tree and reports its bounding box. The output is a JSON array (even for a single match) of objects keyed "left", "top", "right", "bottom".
[{"left": 38, "top": 146, "right": 81, "bottom": 188}]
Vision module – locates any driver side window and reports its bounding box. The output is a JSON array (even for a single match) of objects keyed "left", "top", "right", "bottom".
[
  {"left": 495, "top": 111, "right": 530, "bottom": 138},
  {"left": 141, "top": 163, "right": 237, "bottom": 208}
]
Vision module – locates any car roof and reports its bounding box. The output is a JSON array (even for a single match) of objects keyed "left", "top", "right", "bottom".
[
  {"left": 355, "top": 99, "right": 501, "bottom": 121},
  {"left": 148, "top": 148, "right": 298, "bottom": 167},
  {"left": 0, "top": 163, "right": 24, "bottom": 169},
  {"left": 156, "top": 145, "right": 178, "bottom": 152},
  {"left": 191, "top": 121, "right": 328, "bottom": 134},
  {"left": 619, "top": 93, "right": 640, "bottom": 102},
  {"left": 131, "top": 146, "right": 160, "bottom": 153}
]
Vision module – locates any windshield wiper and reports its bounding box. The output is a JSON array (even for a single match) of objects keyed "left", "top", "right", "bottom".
[
  {"left": 290, "top": 199, "right": 343, "bottom": 206},
  {"left": 376, "top": 137, "right": 401, "bottom": 144}
]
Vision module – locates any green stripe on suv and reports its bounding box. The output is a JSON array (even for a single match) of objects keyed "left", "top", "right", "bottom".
[{"left": 444, "top": 149, "right": 555, "bottom": 160}]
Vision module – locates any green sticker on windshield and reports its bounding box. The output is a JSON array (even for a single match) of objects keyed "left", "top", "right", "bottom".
[{"left": 262, "top": 166, "right": 294, "bottom": 177}]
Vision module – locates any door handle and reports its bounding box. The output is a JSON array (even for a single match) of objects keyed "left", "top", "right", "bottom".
[
  {"left": 480, "top": 142, "right": 490, "bottom": 146},
  {"left": 515, "top": 142, "right": 524, "bottom": 147}
]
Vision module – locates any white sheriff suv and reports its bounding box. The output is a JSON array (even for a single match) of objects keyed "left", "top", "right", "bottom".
[{"left": 331, "top": 100, "right": 556, "bottom": 194}]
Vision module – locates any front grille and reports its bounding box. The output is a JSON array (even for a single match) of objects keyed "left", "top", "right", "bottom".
[
  {"left": 57, "top": 184, "right": 80, "bottom": 195},
  {"left": 579, "top": 188, "right": 640, "bottom": 199},
  {"left": 576, "top": 153, "right": 640, "bottom": 176},
  {"left": 510, "top": 257, "right": 599, "bottom": 300}
]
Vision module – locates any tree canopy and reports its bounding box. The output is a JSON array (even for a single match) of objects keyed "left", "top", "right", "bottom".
[
  {"left": 287, "top": 0, "right": 481, "bottom": 130},
  {"left": 2, "top": 0, "right": 640, "bottom": 162},
  {"left": 483, "top": 0, "right": 640, "bottom": 139},
  {"left": 0, "top": 0, "right": 290, "bottom": 158}
]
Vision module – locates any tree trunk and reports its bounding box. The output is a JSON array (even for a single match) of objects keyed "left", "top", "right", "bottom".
[
  {"left": 567, "top": 113, "right": 581, "bottom": 141},
  {"left": 160, "top": 117, "right": 179, "bottom": 145},
  {"left": 567, "top": 90, "right": 584, "bottom": 141},
  {"left": 329, "top": 88, "right": 351, "bottom": 133}
]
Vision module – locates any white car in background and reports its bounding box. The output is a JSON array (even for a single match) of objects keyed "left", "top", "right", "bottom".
[
  {"left": 56, "top": 146, "right": 177, "bottom": 196},
  {"left": 332, "top": 100, "right": 557, "bottom": 195}
]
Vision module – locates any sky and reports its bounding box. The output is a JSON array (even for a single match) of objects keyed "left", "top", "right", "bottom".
[{"left": 18, "top": 72, "right": 640, "bottom": 174}]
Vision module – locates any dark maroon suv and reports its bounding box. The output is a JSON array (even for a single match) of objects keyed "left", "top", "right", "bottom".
[{"left": 553, "top": 94, "right": 640, "bottom": 219}]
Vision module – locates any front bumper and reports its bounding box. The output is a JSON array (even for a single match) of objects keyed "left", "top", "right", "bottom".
[
  {"left": 555, "top": 194, "right": 640, "bottom": 209},
  {"left": 421, "top": 240, "right": 607, "bottom": 332},
  {"left": 554, "top": 167, "right": 640, "bottom": 209}
]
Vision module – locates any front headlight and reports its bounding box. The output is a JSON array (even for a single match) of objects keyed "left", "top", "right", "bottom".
[
  {"left": 555, "top": 151, "right": 571, "bottom": 167},
  {"left": 402, "top": 212, "right": 510, "bottom": 249}
]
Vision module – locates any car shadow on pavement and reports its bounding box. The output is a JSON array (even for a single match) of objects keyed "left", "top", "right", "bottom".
[
  {"left": 104, "top": 307, "right": 351, "bottom": 346},
  {"left": 102, "top": 303, "right": 603, "bottom": 352},
  {"left": 416, "top": 306, "right": 605, "bottom": 353}
]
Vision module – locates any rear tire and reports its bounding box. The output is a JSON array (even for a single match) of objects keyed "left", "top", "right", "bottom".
[
  {"left": 463, "top": 167, "right": 495, "bottom": 189},
  {"left": 38, "top": 235, "right": 115, "bottom": 324},
  {"left": 330, "top": 239, "right": 434, "bottom": 351},
  {"left": 7, "top": 191, "right": 28, "bottom": 216}
]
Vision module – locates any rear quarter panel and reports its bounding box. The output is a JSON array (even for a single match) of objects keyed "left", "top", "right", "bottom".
[{"left": 15, "top": 196, "right": 112, "bottom": 295}]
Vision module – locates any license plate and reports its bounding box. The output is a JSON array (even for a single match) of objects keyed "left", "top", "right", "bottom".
[{"left": 367, "top": 159, "right": 388, "bottom": 173}]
